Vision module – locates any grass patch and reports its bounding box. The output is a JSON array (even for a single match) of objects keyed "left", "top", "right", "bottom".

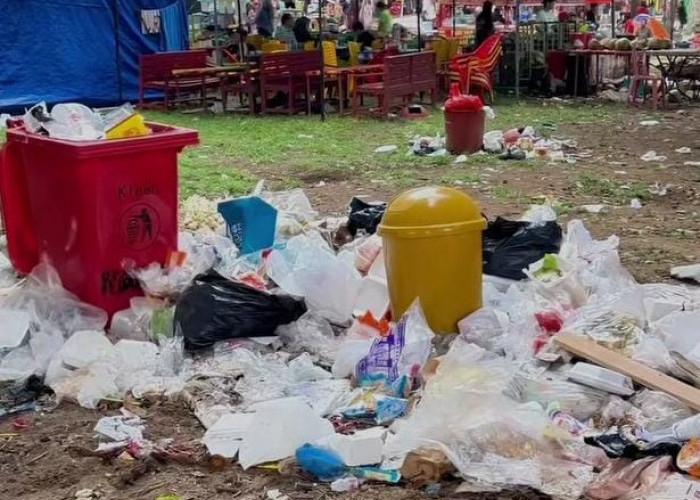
[
  {"left": 122, "top": 100, "right": 626, "bottom": 196},
  {"left": 575, "top": 174, "right": 650, "bottom": 204},
  {"left": 440, "top": 171, "right": 483, "bottom": 185},
  {"left": 490, "top": 185, "right": 523, "bottom": 201}
]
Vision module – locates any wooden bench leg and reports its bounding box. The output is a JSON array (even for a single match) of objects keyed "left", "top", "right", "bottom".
[{"left": 306, "top": 76, "right": 312, "bottom": 115}]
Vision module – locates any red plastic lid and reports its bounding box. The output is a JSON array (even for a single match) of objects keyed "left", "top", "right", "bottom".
[{"left": 444, "top": 83, "right": 483, "bottom": 112}]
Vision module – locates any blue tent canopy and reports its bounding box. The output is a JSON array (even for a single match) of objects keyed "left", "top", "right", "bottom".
[{"left": 0, "top": 0, "right": 189, "bottom": 113}]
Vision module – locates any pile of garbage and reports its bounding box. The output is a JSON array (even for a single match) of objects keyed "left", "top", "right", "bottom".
[
  {"left": 388, "top": 124, "right": 578, "bottom": 163},
  {"left": 21, "top": 102, "right": 149, "bottom": 141},
  {"left": 483, "top": 125, "right": 578, "bottom": 163},
  {"left": 3, "top": 188, "right": 700, "bottom": 499}
]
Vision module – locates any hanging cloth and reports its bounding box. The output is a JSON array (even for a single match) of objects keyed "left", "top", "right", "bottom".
[
  {"left": 360, "top": 0, "right": 374, "bottom": 29},
  {"left": 160, "top": 1, "right": 188, "bottom": 51}
]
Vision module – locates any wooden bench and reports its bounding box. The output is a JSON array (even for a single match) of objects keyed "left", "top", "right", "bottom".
[
  {"left": 139, "top": 50, "right": 222, "bottom": 110},
  {"left": 259, "top": 51, "right": 322, "bottom": 114},
  {"left": 352, "top": 51, "right": 437, "bottom": 117}
]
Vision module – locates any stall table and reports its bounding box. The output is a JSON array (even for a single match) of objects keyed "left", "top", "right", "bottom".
[
  {"left": 647, "top": 49, "right": 700, "bottom": 101},
  {"left": 569, "top": 49, "right": 633, "bottom": 98}
]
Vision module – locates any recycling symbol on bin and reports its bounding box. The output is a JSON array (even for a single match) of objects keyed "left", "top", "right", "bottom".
[{"left": 120, "top": 203, "right": 160, "bottom": 250}]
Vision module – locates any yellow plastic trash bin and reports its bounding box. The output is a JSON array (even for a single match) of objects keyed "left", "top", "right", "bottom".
[{"left": 377, "top": 186, "right": 487, "bottom": 333}]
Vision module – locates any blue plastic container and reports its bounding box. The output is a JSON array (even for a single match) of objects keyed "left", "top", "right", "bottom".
[{"left": 217, "top": 196, "right": 277, "bottom": 255}]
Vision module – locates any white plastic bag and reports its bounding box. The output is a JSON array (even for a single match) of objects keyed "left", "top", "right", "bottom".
[
  {"left": 483, "top": 130, "right": 504, "bottom": 153},
  {"left": 653, "top": 311, "right": 700, "bottom": 366},
  {"left": 267, "top": 232, "right": 362, "bottom": 324},
  {"left": 457, "top": 308, "right": 509, "bottom": 353}
]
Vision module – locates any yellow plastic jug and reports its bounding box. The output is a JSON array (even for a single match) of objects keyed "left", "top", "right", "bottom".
[{"left": 377, "top": 186, "right": 486, "bottom": 333}]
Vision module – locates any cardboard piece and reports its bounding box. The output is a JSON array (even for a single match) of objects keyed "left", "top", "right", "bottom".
[
  {"left": 555, "top": 335, "right": 700, "bottom": 411},
  {"left": 400, "top": 448, "right": 454, "bottom": 487},
  {"left": 202, "top": 412, "right": 255, "bottom": 458}
]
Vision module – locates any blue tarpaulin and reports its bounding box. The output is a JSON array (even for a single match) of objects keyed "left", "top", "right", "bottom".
[{"left": 0, "top": 0, "right": 188, "bottom": 112}]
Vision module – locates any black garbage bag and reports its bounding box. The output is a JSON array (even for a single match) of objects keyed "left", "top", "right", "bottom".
[
  {"left": 483, "top": 217, "right": 563, "bottom": 280},
  {"left": 175, "top": 270, "right": 306, "bottom": 350},
  {"left": 347, "top": 197, "right": 387, "bottom": 236},
  {"left": 584, "top": 427, "right": 682, "bottom": 460}
]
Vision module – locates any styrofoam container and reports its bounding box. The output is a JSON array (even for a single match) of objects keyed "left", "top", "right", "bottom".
[
  {"left": 353, "top": 275, "right": 389, "bottom": 318},
  {"left": 567, "top": 362, "right": 634, "bottom": 396}
]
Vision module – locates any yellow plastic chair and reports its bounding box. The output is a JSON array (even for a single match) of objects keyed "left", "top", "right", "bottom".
[
  {"left": 262, "top": 41, "right": 287, "bottom": 53},
  {"left": 304, "top": 41, "right": 316, "bottom": 51},
  {"left": 322, "top": 40, "right": 338, "bottom": 67},
  {"left": 247, "top": 34, "right": 265, "bottom": 51},
  {"left": 348, "top": 41, "right": 361, "bottom": 67},
  {"left": 371, "top": 39, "right": 384, "bottom": 51},
  {"left": 432, "top": 39, "right": 449, "bottom": 70}
]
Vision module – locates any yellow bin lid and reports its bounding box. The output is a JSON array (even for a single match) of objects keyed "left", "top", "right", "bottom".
[{"left": 378, "top": 186, "right": 486, "bottom": 238}]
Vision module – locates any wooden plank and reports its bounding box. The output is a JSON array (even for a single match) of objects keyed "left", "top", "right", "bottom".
[{"left": 555, "top": 334, "right": 700, "bottom": 411}]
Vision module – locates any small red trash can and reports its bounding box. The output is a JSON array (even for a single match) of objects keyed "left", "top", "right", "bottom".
[
  {"left": 0, "top": 122, "right": 199, "bottom": 316},
  {"left": 444, "top": 85, "right": 485, "bottom": 155}
]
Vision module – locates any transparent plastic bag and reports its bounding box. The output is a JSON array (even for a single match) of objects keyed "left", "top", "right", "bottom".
[
  {"left": 457, "top": 308, "right": 509, "bottom": 353},
  {"left": 642, "top": 283, "right": 700, "bottom": 322},
  {"left": 263, "top": 188, "right": 318, "bottom": 240},
  {"left": 356, "top": 301, "right": 434, "bottom": 384},
  {"left": 44, "top": 103, "right": 105, "bottom": 141},
  {"left": 267, "top": 232, "right": 362, "bottom": 324},
  {"left": 514, "top": 374, "right": 608, "bottom": 420},
  {"left": 653, "top": 311, "right": 700, "bottom": 366},
  {"left": 632, "top": 389, "right": 693, "bottom": 432},
  {"left": 126, "top": 232, "right": 230, "bottom": 299},
  {"left": 276, "top": 312, "right": 340, "bottom": 363},
  {"left": 0, "top": 264, "right": 108, "bottom": 381},
  {"left": 526, "top": 254, "right": 588, "bottom": 309},
  {"left": 385, "top": 342, "right": 591, "bottom": 498},
  {"left": 560, "top": 289, "right": 647, "bottom": 353},
  {"left": 1, "top": 263, "right": 107, "bottom": 335}
]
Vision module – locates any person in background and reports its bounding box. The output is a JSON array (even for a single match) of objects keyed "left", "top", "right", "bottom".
[
  {"left": 342, "top": 21, "right": 375, "bottom": 48},
  {"left": 536, "top": 0, "right": 556, "bottom": 22},
  {"left": 255, "top": 0, "right": 275, "bottom": 36},
  {"left": 284, "top": 0, "right": 296, "bottom": 8},
  {"left": 585, "top": 5, "right": 597, "bottom": 27},
  {"left": 636, "top": 1, "right": 649, "bottom": 15},
  {"left": 475, "top": 0, "right": 495, "bottom": 47},
  {"left": 622, "top": 12, "right": 636, "bottom": 34},
  {"left": 493, "top": 6, "right": 506, "bottom": 23},
  {"left": 293, "top": 15, "right": 315, "bottom": 43},
  {"left": 376, "top": 1, "right": 393, "bottom": 36},
  {"left": 275, "top": 13, "right": 297, "bottom": 47}
]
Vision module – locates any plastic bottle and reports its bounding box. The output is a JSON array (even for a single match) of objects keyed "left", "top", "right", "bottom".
[{"left": 330, "top": 476, "right": 362, "bottom": 492}]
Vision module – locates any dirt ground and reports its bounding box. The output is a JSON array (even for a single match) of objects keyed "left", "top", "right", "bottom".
[
  {"left": 305, "top": 106, "right": 700, "bottom": 284},
  {"left": 2, "top": 104, "right": 700, "bottom": 500}
]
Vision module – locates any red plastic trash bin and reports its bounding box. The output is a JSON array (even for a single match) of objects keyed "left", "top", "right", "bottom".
[
  {"left": 0, "top": 123, "right": 199, "bottom": 316},
  {"left": 444, "top": 84, "right": 485, "bottom": 155}
]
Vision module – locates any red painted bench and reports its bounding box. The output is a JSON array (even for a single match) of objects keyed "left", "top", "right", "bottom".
[
  {"left": 139, "top": 50, "right": 222, "bottom": 109},
  {"left": 259, "top": 51, "right": 323, "bottom": 115},
  {"left": 352, "top": 51, "right": 437, "bottom": 117}
]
